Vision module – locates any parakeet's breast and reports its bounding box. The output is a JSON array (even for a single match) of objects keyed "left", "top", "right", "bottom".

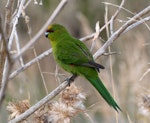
[
  {"left": 52, "top": 44, "right": 80, "bottom": 75},
  {"left": 52, "top": 44, "right": 75, "bottom": 74}
]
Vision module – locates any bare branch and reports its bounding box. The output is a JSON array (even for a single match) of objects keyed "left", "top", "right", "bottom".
[
  {"left": 13, "top": 0, "right": 68, "bottom": 61},
  {"left": 0, "top": 0, "right": 28, "bottom": 108},
  {"left": 8, "top": 79, "right": 69, "bottom": 123},
  {"left": 0, "top": 0, "right": 15, "bottom": 91},
  {"left": 124, "top": 16, "right": 150, "bottom": 33},
  {"left": 94, "top": 5, "right": 150, "bottom": 59},
  {"left": 33, "top": 48, "right": 49, "bottom": 95},
  {"left": 8, "top": 0, "right": 26, "bottom": 50},
  {"left": 0, "top": 16, "right": 13, "bottom": 108},
  {"left": 103, "top": 52, "right": 120, "bottom": 56},
  {"left": 9, "top": 48, "right": 52, "bottom": 80},
  {"left": 139, "top": 68, "right": 150, "bottom": 81},
  {"left": 90, "top": 21, "right": 100, "bottom": 51},
  {"left": 4, "top": 0, "right": 15, "bottom": 36}
]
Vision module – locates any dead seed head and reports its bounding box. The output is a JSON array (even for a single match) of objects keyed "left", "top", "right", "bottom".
[
  {"left": 7, "top": 84, "right": 86, "bottom": 122},
  {"left": 138, "top": 94, "right": 150, "bottom": 116},
  {"left": 41, "top": 84, "right": 86, "bottom": 123},
  {"left": 61, "top": 83, "right": 85, "bottom": 107},
  {"left": 48, "top": 101, "right": 75, "bottom": 123},
  {"left": 7, "top": 99, "right": 30, "bottom": 120}
]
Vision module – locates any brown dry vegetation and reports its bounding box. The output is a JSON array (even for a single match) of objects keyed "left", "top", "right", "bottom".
[{"left": 0, "top": 0, "right": 150, "bottom": 123}]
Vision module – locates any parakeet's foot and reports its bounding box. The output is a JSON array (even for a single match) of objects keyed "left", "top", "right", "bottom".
[{"left": 65, "top": 74, "right": 77, "bottom": 86}]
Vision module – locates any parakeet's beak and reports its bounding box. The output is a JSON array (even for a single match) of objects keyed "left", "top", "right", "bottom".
[{"left": 45, "top": 32, "right": 49, "bottom": 38}]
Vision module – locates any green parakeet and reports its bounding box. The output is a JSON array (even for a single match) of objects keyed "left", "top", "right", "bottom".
[{"left": 45, "top": 24, "right": 121, "bottom": 111}]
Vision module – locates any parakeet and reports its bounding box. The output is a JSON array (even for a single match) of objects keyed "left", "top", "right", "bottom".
[{"left": 45, "top": 24, "right": 121, "bottom": 111}]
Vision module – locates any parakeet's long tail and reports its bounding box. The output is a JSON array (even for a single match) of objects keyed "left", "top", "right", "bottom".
[{"left": 85, "top": 75, "right": 121, "bottom": 112}]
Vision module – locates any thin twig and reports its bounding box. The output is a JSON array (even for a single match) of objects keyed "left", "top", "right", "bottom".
[
  {"left": 103, "top": 1, "right": 150, "bottom": 31},
  {"left": 139, "top": 68, "right": 150, "bottom": 81},
  {"left": 81, "top": 6, "right": 150, "bottom": 42},
  {"left": 124, "top": 16, "right": 150, "bottom": 33},
  {"left": 0, "top": 0, "right": 15, "bottom": 88},
  {"left": 93, "top": 5, "right": 150, "bottom": 59},
  {"left": 4, "top": 0, "right": 15, "bottom": 36},
  {"left": 104, "top": 1, "right": 123, "bottom": 122},
  {"left": 103, "top": 1, "right": 134, "bottom": 16},
  {"left": 84, "top": 112, "right": 94, "bottom": 123},
  {"left": 14, "top": 29, "right": 24, "bottom": 66},
  {"left": 0, "top": 59, "right": 12, "bottom": 108},
  {"left": 0, "top": 17, "right": 13, "bottom": 108},
  {"left": 0, "top": 16, "right": 6, "bottom": 86},
  {"left": 8, "top": 0, "right": 26, "bottom": 50},
  {"left": 90, "top": 21, "right": 100, "bottom": 51},
  {"left": 33, "top": 47, "right": 49, "bottom": 95},
  {"left": 9, "top": 48, "right": 52, "bottom": 80},
  {"left": 103, "top": 52, "right": 120, "bottom": 56}
]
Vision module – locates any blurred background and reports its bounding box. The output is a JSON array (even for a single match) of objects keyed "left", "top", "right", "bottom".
[{"left": 0, "top": 0, "right": 150, "bottom": 122}]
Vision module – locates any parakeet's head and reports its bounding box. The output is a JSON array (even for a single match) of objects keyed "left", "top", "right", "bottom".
[{"left": 45, "top": 24, "right": 69, "bottom": 41}]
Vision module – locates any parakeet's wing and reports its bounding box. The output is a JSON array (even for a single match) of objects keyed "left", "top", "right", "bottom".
[{"left": 56, "top": 39, "right": 104, "bottom": 71}]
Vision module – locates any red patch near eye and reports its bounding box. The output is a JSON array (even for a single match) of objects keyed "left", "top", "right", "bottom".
[
  {"left": 70, "top": 64, "right": 74, "bottom": 66},
  {"left": 47, "top": 29, "right": 54, "bottom": 33}
]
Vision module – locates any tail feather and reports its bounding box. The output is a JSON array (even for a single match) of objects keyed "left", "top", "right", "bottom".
[{"left": 85, "top": 76, "right": 121, "bottom": 112}]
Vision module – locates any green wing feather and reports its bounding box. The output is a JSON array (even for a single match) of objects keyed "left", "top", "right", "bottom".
[{"left": 55, "top": 39, "right": 104, "bottom": 71}]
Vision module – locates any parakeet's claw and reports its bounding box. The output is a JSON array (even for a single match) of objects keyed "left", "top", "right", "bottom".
[{"left": 65, "top": 74, "right": 77, "bottom": 86}]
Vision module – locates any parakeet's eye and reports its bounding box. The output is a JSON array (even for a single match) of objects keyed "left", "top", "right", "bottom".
[{"left": 45, "top": 29, "right": 55, "bottom": 37}]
